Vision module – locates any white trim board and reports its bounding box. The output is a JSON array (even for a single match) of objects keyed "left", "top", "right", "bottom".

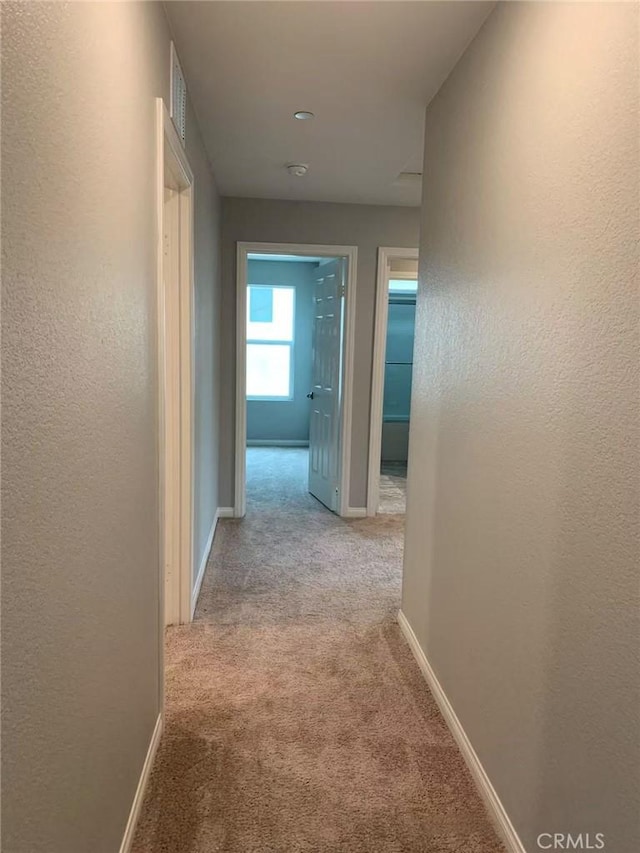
[
  {"left": 246, "top": 439, "right": 309, "bottom": 447},
  {"left": 235, "top": 241, "right": 358, "bottom": 520},
  {"left": 343, "top": 506, "right": 367, "bottom": 518},
  {"left": 367, "top": 247, "right": 419, "bottom": 516},
  {"left": 217, "top": 507, "right": 235, "bottom": 518},
  {"left": 191, "top": 509, "right": 219, "bottom": 618},
  {"left": 119, "top": 714, "right": 163, "bottom": 853},
  {"left": 156, "top": 97, "right": 195, "bottom": 635},
  {"left": 397, "top": 611, "right": 526, "bottom": 853}
]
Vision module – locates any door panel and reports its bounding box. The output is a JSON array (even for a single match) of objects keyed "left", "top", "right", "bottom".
[{"left": 308, "top": 258, "right": 344, "bottom": 511}]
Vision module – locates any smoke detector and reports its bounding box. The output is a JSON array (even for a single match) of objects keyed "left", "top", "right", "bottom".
[{"left": 286, "top": 163, "right": 309, "bottom": 177}]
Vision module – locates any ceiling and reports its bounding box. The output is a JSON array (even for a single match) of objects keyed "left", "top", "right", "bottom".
[{"left": 165, "top": 1, "right": 495, "bottom": 207}]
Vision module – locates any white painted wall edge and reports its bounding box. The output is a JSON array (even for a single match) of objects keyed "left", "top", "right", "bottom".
[
  {"left": 397, "top": 610, "right": 526, "bottom": 853},
  {"left": 246, "top": 439, "right": 309, "bottom": 447},
  {"left": 191, "top": 509, "right": 219, "bottom": 619},
  {"left": 343, "top": 507, "right": 367, "bottom": 518},
  {"left": 118, "top": 713, "right": 163, "bottom": 853}
]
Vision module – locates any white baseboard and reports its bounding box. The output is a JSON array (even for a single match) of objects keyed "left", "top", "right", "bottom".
[
  {"left": 342, "top": 506, "right": 367, "bottom": 518},
  {"left": 119, "top": 713, "right": 163, "bottom": 853},
  {"left": 397, "top": 610, "right": 526, "bottom": 853},
  {"left": 191, "top": 510, "right": 219, "bottom": 619},
  {"left": 217, "top": 506, "right": 235, "bottom": 518},
  {"left": 246, "top": 439, "right": 309, "bottom": 447}
]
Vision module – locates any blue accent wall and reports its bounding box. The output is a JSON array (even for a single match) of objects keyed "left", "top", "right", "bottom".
[{"left": 246, "top": 260, "right": 317, "bottom": 442}]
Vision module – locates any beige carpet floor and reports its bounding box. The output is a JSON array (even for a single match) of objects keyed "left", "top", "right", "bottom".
[
  {"left": 132, "top": 448, "right": 504, "bottom": 853},
  {"left": 378, "top": 463, "right": 408, "bottom": 514}
]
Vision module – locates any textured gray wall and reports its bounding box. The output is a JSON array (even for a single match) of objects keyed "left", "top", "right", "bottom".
[
  {"left": 402, "top": 3, "right": 639, "bottom": 851},
  {"left": 220, "top": 198, "right": 421, "bottom": 508},
  {"left": 246, "top": 260, "right": 316, "bottom": 443},
  {"left": 188, "top": 98, "right": 222, "bottom": 580},
  {"left": 1, "top": 2, "right": 221, "bottom": 850}
]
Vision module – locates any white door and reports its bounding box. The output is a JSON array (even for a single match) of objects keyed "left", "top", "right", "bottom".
[{"left": 308, "top": 258, "right": 345, "bottom": 511}]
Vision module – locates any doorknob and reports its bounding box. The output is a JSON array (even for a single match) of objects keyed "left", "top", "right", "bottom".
[{"left": 306, "top": 391, "right": 314, "bottom": 399}]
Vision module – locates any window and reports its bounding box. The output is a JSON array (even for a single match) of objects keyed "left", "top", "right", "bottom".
[
  {"left": 388, "top": 278, "right": 418, "bottom": 294},
  {"left": 246, "top": 285, "right": 295, "bottom": 400}
]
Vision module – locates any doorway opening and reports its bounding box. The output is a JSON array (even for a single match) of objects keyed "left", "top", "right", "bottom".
[
  {"left": 156, "top": 98, "right": 195, "bottom": 639},
  {"left": 367, "top": 247, "right": 419, "bottom": 516},
  {"left": 235, "top": 243, "right": 358, "bottom": 518}
]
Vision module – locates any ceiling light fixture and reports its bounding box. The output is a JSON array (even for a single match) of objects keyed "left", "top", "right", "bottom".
[
  {"left": 294, "top": 111, "right": 314, "bottom": 120},
  {"left": 286, "top": 163, "right": 309, "bottom": 177}
]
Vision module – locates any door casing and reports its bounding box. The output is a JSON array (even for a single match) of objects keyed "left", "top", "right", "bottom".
[
  {"left": 367, "top": 246, "right": 419, "bottom": 516},
  {"left": 155, "top": 97, "right": 195, "bottom": 662},
  {"left": 235, "top": 242, "right": 358, "bottom": 518}
]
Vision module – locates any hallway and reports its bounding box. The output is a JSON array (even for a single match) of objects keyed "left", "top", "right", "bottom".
[{"left": 133, "top": 449, "right": 503, "bottom": 853}]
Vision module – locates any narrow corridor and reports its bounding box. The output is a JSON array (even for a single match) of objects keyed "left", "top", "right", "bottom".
[{"left": 133, "top": 449, "right": 503, "bottom": 852}]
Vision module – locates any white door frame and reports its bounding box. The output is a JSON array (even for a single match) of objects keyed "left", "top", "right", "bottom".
[
  {"left": 155, "top": 98, "right": 195, "bottom": 645},
  {"left": 367, "top": 247, "right": 419, "bottom": 516},
  {"left": 235, "top": 242, "right": 358, "bottom": 518}
]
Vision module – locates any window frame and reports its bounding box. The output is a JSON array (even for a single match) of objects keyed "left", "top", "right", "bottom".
[{"left": 246, "top": 284, "right": 296, "bottom": 402}]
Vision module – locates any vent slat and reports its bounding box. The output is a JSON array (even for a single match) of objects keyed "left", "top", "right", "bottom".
[{"left": 170, "top": 42, "right": 186, "bottom": 145}]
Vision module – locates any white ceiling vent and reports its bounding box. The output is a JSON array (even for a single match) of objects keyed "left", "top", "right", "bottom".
[
  {"left": 170, "top": 42, "right": 187, "bottom": 146},
  {"left": 393, "top": 171, "right": 422, "bottom": 186}
]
